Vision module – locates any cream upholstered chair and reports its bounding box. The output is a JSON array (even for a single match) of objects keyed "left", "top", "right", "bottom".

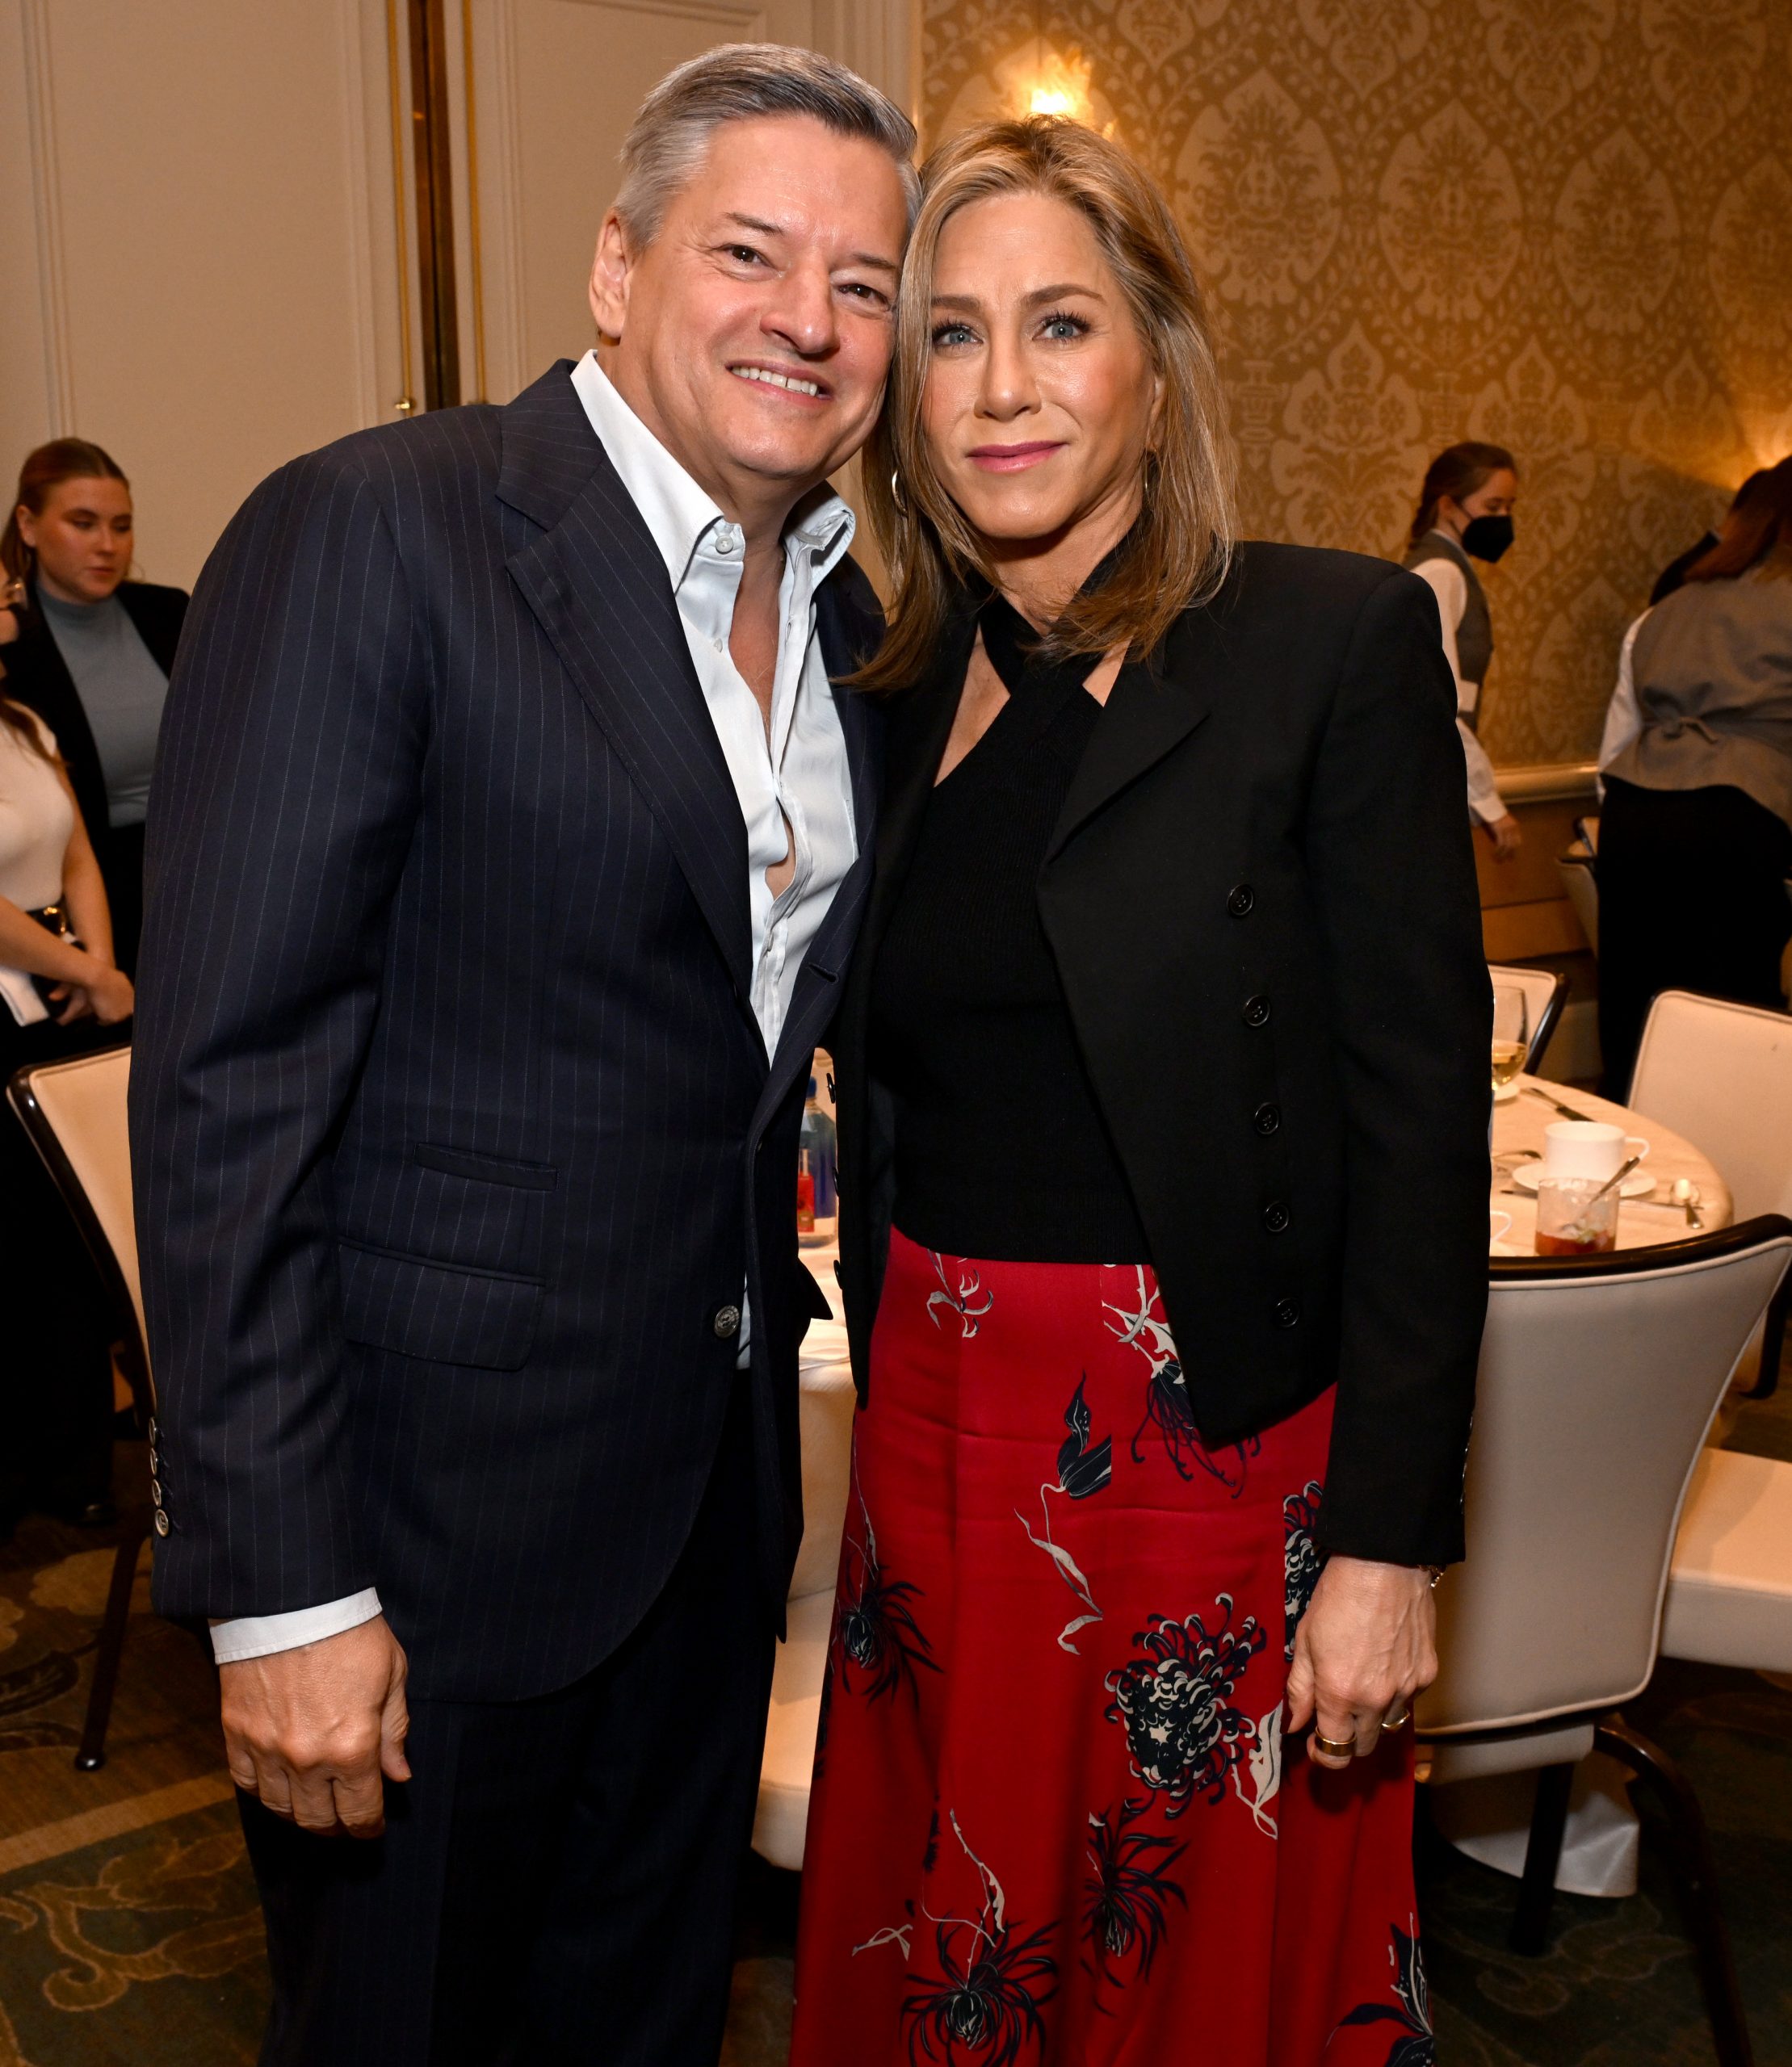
[
  {"left": 1629, "top": 991, "right": 1792, "bottom": 1397},
  {"left": 1555, "top": 815, "right": 1599, "bottom": 956},
  {"left": 1663, "top": 1448, "right": 1792, "bottom": 1675},
  {"left": 1488, "top": 962, "right": 1567, "bottom": 1075},
  {"left": 6, "top": 1042, "right": 152, "bottom": 1771},
  {"left": 1418, "top": 1218, "right": 1792, "bottom": 2067},
  {"left": 752, "top": 1319, "right": 854, "bottom": 1872}
]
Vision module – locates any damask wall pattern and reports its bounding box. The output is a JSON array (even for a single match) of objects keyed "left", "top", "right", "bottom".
[{"left": 920, "top": 0, "right": 1792, "bottom": 765}]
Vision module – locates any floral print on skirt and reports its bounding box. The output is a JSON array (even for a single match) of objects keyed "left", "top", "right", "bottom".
[{"left": 791, "top": 1230, "right": 1432, "bottom": 2067}]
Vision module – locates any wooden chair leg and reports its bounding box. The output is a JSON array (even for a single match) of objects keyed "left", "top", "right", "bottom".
[
  {"left": 1510, "top": 1761, "right": 1575, "bottom": 1954},
  {"left": 75, "top": 1517, "right": 149, "bottom": 1772},
  {"left": 1597, "top": 1713, "right": 1754, "bottom": 2067}
]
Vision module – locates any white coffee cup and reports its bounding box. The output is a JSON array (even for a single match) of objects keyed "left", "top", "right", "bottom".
[
  {"left": 1489, "top": 1208, "right": 1513, "bottom": 1249},
  {"left": 1542, "top": 1119, "right": 1649, "bottom": 1182}
]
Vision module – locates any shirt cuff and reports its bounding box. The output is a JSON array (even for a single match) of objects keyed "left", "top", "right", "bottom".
[{"left": 209, "top": 1588, "right": 384, "bottom": 1664}]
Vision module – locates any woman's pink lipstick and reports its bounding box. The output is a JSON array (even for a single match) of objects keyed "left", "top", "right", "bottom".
[{"left": 967, "top": 442, "right": 1064, "bottom": 472}]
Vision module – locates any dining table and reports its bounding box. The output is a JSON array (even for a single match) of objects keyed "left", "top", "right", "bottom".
[{"left": 1490, "top": 1073, "right": 1732, "bottom": 1256}]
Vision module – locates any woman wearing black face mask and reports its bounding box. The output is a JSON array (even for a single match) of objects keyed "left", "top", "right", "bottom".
[{"left": 1404, "top": 442, "right": 1521, "bottom": 859}]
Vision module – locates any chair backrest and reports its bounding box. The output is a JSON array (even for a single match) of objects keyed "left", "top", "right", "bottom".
[
  {"left": 1629, "top": 992, "right": 1792, "bottom": 1219},
  {"left": 1418, "top": 1218, "right": 1792, "bottom": 1737},
  {"left": 6, "top": 1045, "right": 148, "bottom": 1396},
  {"left": 1488, "top": 962, "right": 1567, "bottom": 1072},
  {"left": 1555, "top": 842, "right": 1599, "bottom": 956}
]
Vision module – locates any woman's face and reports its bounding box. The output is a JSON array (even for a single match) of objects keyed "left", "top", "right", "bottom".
[
  {"left": 18, "top": 476, "right": 134, "bottom": 604},
  {"left": 920, "top": 191, "right": 1160, "bottom": 557},
  {"left": 1448, "top": 468, "right": 1517, "bottom": 526}
]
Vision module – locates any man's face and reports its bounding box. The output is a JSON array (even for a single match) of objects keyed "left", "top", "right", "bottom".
[{"left": 591, "top": 115, "right": 909, "bottom": 518}]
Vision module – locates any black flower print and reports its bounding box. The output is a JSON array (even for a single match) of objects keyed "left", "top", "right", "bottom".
[
  {"left": 1335, "top": 1918, "right": 1434, "bottom": 2067},
  {"left": 1282, "top": 1479, "right": 1324, "bottom": 1662},
  {"left": 1082, "top": 1797, "right": 1187, "bottom": 1990},
  {"left": 1103, "top": 1594, "right": 1267, "bottom": 1816},
  {"left": 901, "top": 1813, "right": 1057, "bottom": 2066},
  {"left": 1017, "top": 1377, "right": 1112, "bottom": 1654},
  {"left": 927, "top": 1251, "right": 995, "bottom": 1338},
  {"left": 838, "top": 1467, "right": 941, "bottom": 1705},
  {"left": 1103, "top": 1268, "right": 1258, "bottom": 1491}
]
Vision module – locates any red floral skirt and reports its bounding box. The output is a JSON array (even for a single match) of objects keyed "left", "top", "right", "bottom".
[{"left": 791, "top": 1231, "right": 1429, "bottom": 2067}]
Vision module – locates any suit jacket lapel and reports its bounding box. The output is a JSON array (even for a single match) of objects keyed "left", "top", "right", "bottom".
[{"left": 499, "top": 367, "right": 753, "bottom": 1003}]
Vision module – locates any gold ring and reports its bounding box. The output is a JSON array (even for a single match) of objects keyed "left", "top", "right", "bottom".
[
  {"left": 1382, "top": 1709, "right": 1412, "bottom": 1732},
  {"left": 1311, "top": 1729, "right": 1357, "bottom": 1756}
]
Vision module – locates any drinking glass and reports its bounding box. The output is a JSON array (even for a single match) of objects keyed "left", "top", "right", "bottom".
[
  {"left": 1491, "top": 983, "right": 1529, "bottom": 1093},
  {"left": 1534, "top": 1176, "right": 1618, "bottom": 1256}
]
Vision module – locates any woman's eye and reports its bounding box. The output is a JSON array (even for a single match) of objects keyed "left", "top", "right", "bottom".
[
  {"left": 1039, "top": 311, "right": 1089, "bottom": 342},
  {"left": 930, "top": 323, "right": 976, "bottom": 349}
]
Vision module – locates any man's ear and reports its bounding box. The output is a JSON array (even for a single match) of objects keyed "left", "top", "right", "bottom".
[{"left": 590, "top": 211, "right": 632, "bottom": 342}]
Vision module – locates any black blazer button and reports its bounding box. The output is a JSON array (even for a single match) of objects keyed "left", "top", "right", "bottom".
[
  {"left": 710, "top": 1303, "right": 742, "bottom": 1341},
  {"left": 1243, "top": 995, "right": 1271, "bottom": 1027},
  {"left": 153, "top": 1509, "right": 172, "bottom": 1537},
  {"left": 1274, "top": 1296, "right": 1302, "bottom": 1329},
  {"left": 1253, "top": 1101, "right": 1281, "bottom": 1136},
  {"left": 1228, "top": 883, "right": 1255, "bottom": 918},
  {"left": 1262, "top": 1200, "right": 1290, "bottom": 1234}
]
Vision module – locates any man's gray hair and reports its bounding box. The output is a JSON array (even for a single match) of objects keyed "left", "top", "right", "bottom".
[{"left": 615, "top": 43, "right": 919, "bottom": 245}]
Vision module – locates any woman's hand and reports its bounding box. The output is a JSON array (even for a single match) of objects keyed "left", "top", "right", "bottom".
[
  {"left": 1285, "top": 1554, "right": 1437, "bottom": 1770},
  {"left": 1480, "top": 811, "right": 1523, "bottom": 861},
  {"left": 51, "top": 958, "right": 133, "bottom": 1026}
]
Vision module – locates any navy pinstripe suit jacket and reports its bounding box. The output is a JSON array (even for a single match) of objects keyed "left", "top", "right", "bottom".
[{"left": 132, "top": 363, "right": 883, "bottom": 1700}]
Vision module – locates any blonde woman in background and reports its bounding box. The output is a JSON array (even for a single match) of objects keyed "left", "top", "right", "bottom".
[{"left": 795, "top": 119, "right": 1488, "bottom": 2066}]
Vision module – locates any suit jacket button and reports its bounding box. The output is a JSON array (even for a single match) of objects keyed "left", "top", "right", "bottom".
[
  {"left": 711, "top": 1303, "right": 742, "bottom": 1341},
  {"left": 1274, "top": 1297, "right": 1302, "bottom": 1328},
  {"left": 1243, "top": 995, "right": 1271, "bottom": 1027},
  {"left": 148, "top": 1448, "right": 161, "bottom": 1474},
  {"left": 153, "top": 1510, "right": 171, "bottom": 1537},
  {"left": 1228, "top": 883, "right": 1255, "bottom": 918},
  {"left": 147, "top": 1416, "right": 159, "bottom": 1446},
  {"left": 1262, "top": 1201, "right": 1290, "bottom": 1234},
  {"left": 150, "top": 1479, "right": 163, "bottom": 1506},
  {"left": 1253, "top": 1101, "right": 1281, "bottom": 1136}
]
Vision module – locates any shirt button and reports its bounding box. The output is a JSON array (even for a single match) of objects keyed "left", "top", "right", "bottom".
[
  {"left": 153, "top": 1510, "right": 171, "bottom": 1537},
  {"left": 1243, "top": 995, "right": 1271, "bottom": 1027},
  {"left": 1262, "top": 1200, "right": 1291, "bottom": 1234},
  {"left": 1228, "top": 883, "right": 1255, "bottom": 918},
  {"left": 711, "top": 1303, "right": 742, "bottom": 1341},
  {"left": 1253, "top": 1101, "right": 1282, "bottom": 1136},
  {"left": 1274, "top": 1297, "right": 1302, "bottom": 1329}
]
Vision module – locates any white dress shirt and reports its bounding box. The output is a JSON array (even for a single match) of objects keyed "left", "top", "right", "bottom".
[
  {"left": 1596, "top": 610, "right": 1651, "bottom": 795},
  {"left": 1409, "top": 553, "right": 1507, "bottom": 825},
  {"left": 211, "top": 352, "right": 859, "bottom": 1664}
]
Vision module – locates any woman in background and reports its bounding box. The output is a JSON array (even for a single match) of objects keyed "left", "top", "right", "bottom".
[
  {"left": 0, "top": 686, "right": 133, "bottom": 1530},
  {"left": 1596, "top": 455, "right": 1792, "bottom": 1095},
  {"left": 793, "top": 119, "right": 1488, "bottom": 2066},
  {"left": 1404, "top": 441, "right": 1523, "bottom": 861},
  {"left": 1, "top": 440, "right": 186, "bottom": 974}
]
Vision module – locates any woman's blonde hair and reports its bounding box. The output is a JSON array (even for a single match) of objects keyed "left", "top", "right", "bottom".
[{"left": 854, "top": 118, "right": 1236, "bottom": 690}]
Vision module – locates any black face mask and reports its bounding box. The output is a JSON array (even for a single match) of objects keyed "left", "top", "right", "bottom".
[{"left": 1460, "top": 514, "right": 1514, "bottom": 564}]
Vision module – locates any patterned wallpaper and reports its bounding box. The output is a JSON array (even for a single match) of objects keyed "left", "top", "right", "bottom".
[{"left": 919, "top": 0, "right": 1792, "bottom": 765}]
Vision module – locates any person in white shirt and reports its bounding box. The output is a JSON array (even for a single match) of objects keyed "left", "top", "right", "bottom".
[
  {"left": 132, "top": 44, "right": 913, "bottom": 2066},
  {"left": 1402, "top": 441, "right": 1523, "bottom": 860}
]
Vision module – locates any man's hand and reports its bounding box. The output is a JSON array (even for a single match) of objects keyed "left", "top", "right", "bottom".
[
  {"left": 1479, "top": 811, "right": 1523, "bottom": 862},
  {"left": 1285, "top": 1556, "right": 1437, "bottom": 1770},
  {"left": 220, "top": 1616, "right": 410, "bottom": 1837}
]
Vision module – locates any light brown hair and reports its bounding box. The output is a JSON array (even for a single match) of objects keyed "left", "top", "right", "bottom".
[
  {"left": 1685, "top": 456, "right": 1792, "bottom": 583},
  {"left": 1408, "top": 442, "right": 1517, "bottom": 547},
  {"left": 2, "top": 438, "right": 130, "bottom": 587},
  {"left": 854, "top": 117, "right": 1237, "bottom": 690}
]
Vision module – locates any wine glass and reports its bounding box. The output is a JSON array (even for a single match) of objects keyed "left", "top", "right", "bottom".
[{"left": 1491, "top": 983, "right": 1529, "bottom": 1094}]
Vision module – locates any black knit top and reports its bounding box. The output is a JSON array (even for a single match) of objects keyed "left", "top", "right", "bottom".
[{"left": 869, "top": 590, "right": 1151, "bottom": 1264}]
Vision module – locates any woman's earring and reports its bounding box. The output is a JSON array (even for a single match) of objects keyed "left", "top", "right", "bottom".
[{"left": 889, "top": 469, "right": 909, "bottom": 518}]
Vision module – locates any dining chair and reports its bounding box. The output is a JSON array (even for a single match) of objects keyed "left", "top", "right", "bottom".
[
  {"left": 1418, "top": 1215, "right": 1792, "bottom": 2067},
  {"left": 1488, "top": 961, "right": 1567, "bottom": 1074},
  {"left": 1555, "top": 815, "right": 1599, "bottom": 956},
  {"left": 1629, "top": 991, "right": 1792, "bottom": 1398},
  {"left": 752, "top": 1329, "right": 854, "bottom": 1872},
  {"left": 1663, "top": 1446, "right": 1792, "bottom": 1676},
  {"left": 6, "top": 1042, "right": 151, "bottom": 1771}
]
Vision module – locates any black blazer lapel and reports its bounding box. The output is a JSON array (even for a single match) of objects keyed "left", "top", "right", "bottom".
[
  {"left": 1047, "top": 635, "right": 1212, "bottom": 864},
  {"left": 498, "top": 369, "right": 753, "bottom": 1004}
]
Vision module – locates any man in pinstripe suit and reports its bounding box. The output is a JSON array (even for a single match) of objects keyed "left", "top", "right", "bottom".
[{"left": 131, "top": 47, "right": 913, "bottom": 2065}]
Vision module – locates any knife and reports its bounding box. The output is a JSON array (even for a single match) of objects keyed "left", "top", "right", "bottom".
[{"left": 1521, "top": 1084, "right": 1597, "bottom": 1123}]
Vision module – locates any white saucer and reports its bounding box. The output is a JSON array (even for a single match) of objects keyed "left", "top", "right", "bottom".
[{"left": 1510, "top": 1164, "right": 1655, "bottom": 1200}]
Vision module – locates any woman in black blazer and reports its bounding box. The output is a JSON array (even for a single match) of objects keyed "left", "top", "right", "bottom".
[
  {"left": 2, "top": 439, "right": 187, "bottom": 974},
  {"left": 792, "top": 123, "right": 1489, "bottom": 2066}
]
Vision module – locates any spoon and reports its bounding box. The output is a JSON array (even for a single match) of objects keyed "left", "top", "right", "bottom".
[
  {"left": 1587, "top": 1155, "right": 1643, "bottom": 1205},
  {"left": 1672, "top": 1177, "right": 1704, "bottom": 1229}
]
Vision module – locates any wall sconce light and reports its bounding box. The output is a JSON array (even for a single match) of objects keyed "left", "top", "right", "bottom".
[{"left": 1022, "top": 47, "right": 1093, "bottom": 123}]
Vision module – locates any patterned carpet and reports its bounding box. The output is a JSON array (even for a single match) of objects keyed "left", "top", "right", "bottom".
[{"left": 2, "top": 1404, "right": 1790, "bottom": 2065}]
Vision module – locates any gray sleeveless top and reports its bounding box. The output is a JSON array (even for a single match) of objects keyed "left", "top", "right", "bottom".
[
  {"left": 1404, "top": 530, "right": 1492, "bottom": 722},
  {"left": 1604, "top": 568, "right": 1792, "bottom": 831}
]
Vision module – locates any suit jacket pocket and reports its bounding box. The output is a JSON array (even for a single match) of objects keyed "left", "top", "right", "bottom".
[
  {"left": 413, "top": 1143, "right": 557, "bottom": 1190},
  {"left": 338, "top": 1242, "right": 542, "bottom": 1371}
]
